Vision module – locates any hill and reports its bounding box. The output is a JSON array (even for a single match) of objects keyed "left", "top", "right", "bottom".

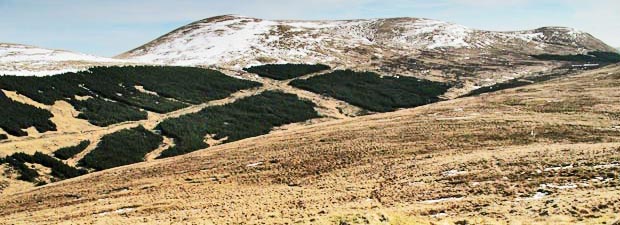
[
  {"left": 0, "top": 43, "right": 131, "bottom": 76},
  {"left": 1, "top": 64, "right": 619, "bottom": 224},
  {"left": 116, "top": 15, "right": 616, "bottom": 98},
  {"left": 118, "top": 15, "right": 615, "bottom": 68},
  {"left": 1, "top": 15, "right": 619, "bottom": 224}
]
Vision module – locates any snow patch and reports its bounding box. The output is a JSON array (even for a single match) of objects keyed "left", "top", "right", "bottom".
[
  {"left": 0, "top": 68, "right": 83, "bottom": 77},
  {"left": 0, "top": 43, "right": 119, "bottom": 63},
  {"left": 0, "top": 43, "right": 128, "bottom": 76},
  {"left": 246, "top": 161, "right": 263, "bottom": 167},
  {"left": 543, "top": 183, "right": 577, "bottom": 190},
  {"left": 544, "top": 164, "right": 573, "bottom": 172},
  {"left": 442, "top": 169, "right": 467, "bottom": 176},
  {"left": 529, "top": 191, "right": 548, "bottom": 200},
  {"left": 430, "top": 212, "right": 448, "bottom": 218},
  {"left": 422, "top": 197, "right": 463, "bottom": 204},
  {"left": 592, "top": 162, "right": 620, "bottom": 169},
  {"left": 395, "top": 19, "right": 472, "bottom": 49},
  {"left": 96, "top": 207, "right": 136, "bottom": 217}
]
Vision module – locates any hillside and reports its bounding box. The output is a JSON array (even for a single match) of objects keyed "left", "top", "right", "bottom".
[
  {"left": 118, "top": 15, "right": 615, "bottom": 67},
  {"left": 0, "top": 43, "right": 134, "bottom": 76},
  {"left": 2, "top": 15, "right": 615, "bottom": 98},
  {"left": 1, "top": 64, "right": 619, "bottom": 224},
  {"left": 1, "top": 16, "right": 619, "bottom": 198},
  {"left": 0, "top": 14, "right": 619, "bottom": 224},
  {"left": 115, "top": 15, "right": 616, "bottom": 98},
  {"left": 0, "top": 64, "right": 451, "bottom": 177}
]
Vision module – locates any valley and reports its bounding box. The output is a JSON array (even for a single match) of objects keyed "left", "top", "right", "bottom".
[
  {"left": 0, "top": 63, "right": 618, "bottom": 224},
  {"left": 0, "top": 63, "right": 409, "bottom": 192},
  {"left": 1, "top": 14, "right": 619, "bottom": 224}
]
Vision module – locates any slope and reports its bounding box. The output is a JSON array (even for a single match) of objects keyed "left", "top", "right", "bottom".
[
  {"left": 118, "top": 15, "right": 615, "bottom": 67},
  {"left": 116, "top": 15, "right": 617, "bottom": 98},
  {"left": 0, "top": 43, "right": 130, "bottom": 76},
  {"left": 1, "top": 64, "right": 619, "bottom": 224}
]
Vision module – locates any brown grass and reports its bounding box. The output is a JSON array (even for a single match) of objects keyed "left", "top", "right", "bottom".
[{"left": 0, "top": 65, "right": 620, "bottom": 224}]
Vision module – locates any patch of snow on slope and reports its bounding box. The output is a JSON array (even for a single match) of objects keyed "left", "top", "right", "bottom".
[
  {"left": 284, "top": 21, "right": 341, "bottom": 29},
  {"left": 0, "top": 68, "right": 83, "bottom": 77},
  {"left": 0, "top": 43, "right": 119, "bottom": 63},
  {"left": 529, "top": 191, "right": 548, "bottom": 200},
  {"left": 560, "top": 27, "right": 584, "bottom": 39},
  {"left": 502, "top": 31, "right": 544, "bottom": 43},
  {"left": 129, "top": 18, "right": 278, "bottom": 66},
  {"left": 118, "top": 15, "right": 611, "bottom": 68},
  {"left": 442, "top": 169, "right": 467, "bottom": 176},
  {"left": 397, "top": 19, "right": 472, "bottom": 49},
  {"left": 422, "top": 197, "right": 464, "bottom": 204},
  {"left": 0, "top": 43, "right": 125, "bottom": 76}
]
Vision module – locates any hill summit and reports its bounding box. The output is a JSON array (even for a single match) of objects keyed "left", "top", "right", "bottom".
[{"left": 117, "top": 15, "right": 615, "bottom": 69}]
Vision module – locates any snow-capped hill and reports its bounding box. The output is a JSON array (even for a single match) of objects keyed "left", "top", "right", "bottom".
[
  {"left": 0, "top": 43, "right": 127, "bottom": 76},
  {"left": 503, "top": 27, "right": 612, "bottom": 52},
  {"left": 117, "top": 15, "right": 615, "bottom": 69}
]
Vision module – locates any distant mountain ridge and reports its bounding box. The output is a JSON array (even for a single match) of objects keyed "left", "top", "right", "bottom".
[
  {"left": 1, "top": 15, "right": 617, "bottom": 100},
  {"left": 1, "top": 15, "right": 615, "bottom": 77},
  {"left": 0, "top": 43, "right": 129, "bottom": 76},
  {"left": 116, "top": 15, "right": 615, "bottom": 69}
]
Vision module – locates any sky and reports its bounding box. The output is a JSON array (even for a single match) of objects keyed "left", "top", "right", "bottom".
[{"left": 1, "top": 0, "right": 618, "bottom": 57}]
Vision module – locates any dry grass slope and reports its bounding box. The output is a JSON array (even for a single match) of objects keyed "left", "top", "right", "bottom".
[{"left": 1, "top": 65, "right": 620, "bottom": 224}]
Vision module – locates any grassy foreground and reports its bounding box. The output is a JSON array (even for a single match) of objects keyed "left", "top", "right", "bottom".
[{"left": 0, "top": 66, "right": 619, "bottom": 224}]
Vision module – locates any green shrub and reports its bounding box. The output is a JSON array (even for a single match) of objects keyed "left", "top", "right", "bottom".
[
  {"left": 157, "top": 91, "right": 320, "bottom": 158},
  {"left": 8, "top": 152, "right": 87, "bottom": 180},
  {"left": 0, "top": 91, "right": 56, "bottom": 136},
  {"left": 69, "top": 98, "right": 147, "bottom": 126},
  {"left": 290, "top": 70, "right": 451, "bottom": 112},
  {"left": 79, "top": 126, "right": 162, "bottom": 171},
  {"left": 244, "top": 64, "right": 330, "bottom": 80},
  {"left": 4, "top": 157, "right": 39, "bottom": 182},
  {"left": 53, "top": 140, "right": 91, "bottom": 160}
]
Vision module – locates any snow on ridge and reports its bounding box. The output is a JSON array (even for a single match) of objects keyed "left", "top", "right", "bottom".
[
  {"left": 128, "top": 17, "right": 278, "bottom": 66},
  {"left": 119, "top": 15, "right": 609, "bottom": 68},
  {"left": 499, "top": 31, "right": 544, "bottom": 43},
  {"left": 395, "top": 18, "right": 473, "bottom": 49},
  {"left": 122, "top": 17, "right": 480, "bottom": 67},
  {"left": 0, "top": 68, "right": 83, "bottom": 77},
  {"left": 0, "top": 43, "right": 130, "bottom": 76},
  {"left": 3, "top": 16, "right": 606, "bottom": 76},
  {"left": 0, "top": 43, "right": 120, "bottom": 63},
  {"left": 281, "top": 21, "right": 343, "bottom": 29}
]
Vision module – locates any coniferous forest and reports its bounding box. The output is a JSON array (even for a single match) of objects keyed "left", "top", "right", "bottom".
[
  {"left": 78, "top": 126, "right": 163, "bottom": 171},
  {"left": 531, "top": 51, "right": 620, "bottom": 64},
  {"left": 290, "top": 70, "right": 451, "bottom": 112},
  {"left": 0, "top": 66, "right": 261, "bottom": 134},
  {"left": 0, "top": 90, "right": 56, "bottom": 136},
  {"left": 156, "top": 91, "right": 320, "bottom": 158},
  {"left": 53, "top": 140, "right": 91, "bottom": 160},
  {"left": 0, "top": 151, "right": 86, "bottom": 183}
]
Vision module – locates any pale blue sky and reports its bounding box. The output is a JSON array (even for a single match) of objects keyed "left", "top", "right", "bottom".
[{"left": 1, "top": 0, "right": 618, "bottom": 56}]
